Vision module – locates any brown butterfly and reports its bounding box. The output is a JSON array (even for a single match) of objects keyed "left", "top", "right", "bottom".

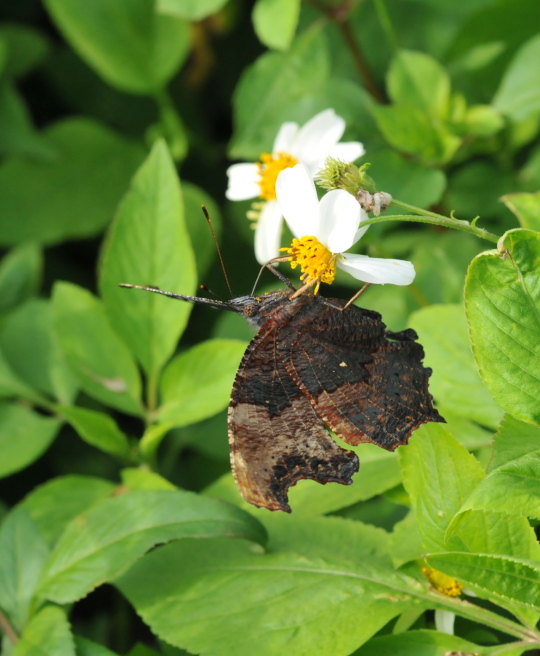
[{"left": 121, "top": 272, "right": 443, "bottom": 512}]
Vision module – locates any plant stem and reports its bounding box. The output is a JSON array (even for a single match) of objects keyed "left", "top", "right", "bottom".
[
  {"left": 0, "top": 608, "right": 19, "bottom": 644},
  {"left": 372, "top": 0, "right": 398, "bottom": 54},
  {"left": 360, "top": 198, "right": 500, "bottom": 244}
]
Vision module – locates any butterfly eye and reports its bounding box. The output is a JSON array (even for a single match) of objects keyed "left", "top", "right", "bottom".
[{"left": 243, "top": 304, "right": 259, "bottom": 318}]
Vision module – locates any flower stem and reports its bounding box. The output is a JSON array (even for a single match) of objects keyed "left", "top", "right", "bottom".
[{"left": 360, "top": 198, "right": 500, "bottom": 244}]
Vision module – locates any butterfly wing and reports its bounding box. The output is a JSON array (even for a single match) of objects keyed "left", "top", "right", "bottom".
[
  {"left": 279, "top": 299, "right": 444, "bottom": 451},
  {"left": 228, "top": 325, "right": 359, "bottom": 512}
]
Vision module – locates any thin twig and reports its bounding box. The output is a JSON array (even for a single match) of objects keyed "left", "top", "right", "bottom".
[{"left": 0, "top": 608, "right": 19, "bottom": 644}]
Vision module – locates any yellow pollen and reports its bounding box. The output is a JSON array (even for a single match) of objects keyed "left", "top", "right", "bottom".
[
  {"left": 422, "top": 567, "right": 464, "bottom": 597},
  {"left": 280, "top": 236, "right": 337, "bottom": 293},
  {"left": 256, "top": 152, "right": 299, "bottom": 201}
]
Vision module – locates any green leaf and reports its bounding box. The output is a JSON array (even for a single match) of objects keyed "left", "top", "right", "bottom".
[
  {"left": 121, "top": 467, "right": 176, "bottom": 491},
  {"left": 115, "top": 534, "right": 428, "bottom": 656},
  {"left": 0, "top": 403, "right": 61, "bottom": 479},
  {"left": 252, "top": 0, "right": 301, "bottom": 51},
  {"left": 399, "top": 423, "right": 485, "bottom": 552},
  {"left": 427, "top": 552, "right": 540, "bottom": 612},
  {"left": 13, "top": 606, "right": 75, "bottom": 656},
  {"left": 0, "top": 508, "right": 50, "bottom": 631},
  {"left": 74, "top": 636, "right": 119, "bottom": 656},
  {"left": 52, "top": 282, "right": 143, "bottom": 416},
  {"left": 0, "top": 119, "right": 145, "bottom": 246},
  {"left": 37, "top": 489, "right": 267, "bottom": 603},
  {"left": 462, "top": 104, "right": 504, "bottom": 138},
  {"left": 43, "top": 0, "right": 191, "bottom": 94},
  {"left": 229, "top": 27, "right": 330, "bottom": 160},
  {"left": 0, "top": 244, "right": 42, "bottom": 316},
  {"left": 409, "top": 304, "right": 502, "bottom": 428},
  {"left": 58, "top": 406, "right": 131, "bottom": 459},
  {"left": 388, "top": 50, "right": 450, "bottom": 118},
  {"left": 0, "top": 23, "right": 50, "bottom": 79},
  {"left": 20, "top": 475, "right": 115, "bottom": 547},
  {"left": 100, "top": 140, "right": 196, "bottom": 380},
  {"left": 353, "top": 630, "right": 489, "bottom": 656},
  {"left": 158, "top": 339, "right": 247, "bottom": 427},
  {"left": 182, "top": 181, "right": 221, "bottom": 279},
  {"left": 0, "top": 300, "right": 78, "bottom": 404},
  {"left": 493, "top": 34, "right": 540, "bottom": 121},
  {"left": 157, "top": 0, "right": 228, "bottom": 20},
  {"left": 0, "top": 350, "right": 43, "bottom": 403},
  {"left": 489, "top": 414, "right": 540, "bottom": 472},
  {"left": 390, "top": 511, "right": 423, "bottom": 568},
  {"left": 502, "top": 191, "right": 540, "bottom": 231},
  {"left": 465, "top": 229, "right": 540, "bottom": 426}
]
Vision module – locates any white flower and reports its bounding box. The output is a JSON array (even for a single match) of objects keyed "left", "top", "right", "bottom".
[
  {"left": 276, "top": 163, "right": 415, "bottom": 289},
  {"left": 226, "top": 109, "right": 365, "bottom": 264}
]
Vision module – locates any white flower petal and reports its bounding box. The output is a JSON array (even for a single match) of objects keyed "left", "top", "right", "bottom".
[
  {"left": 318, "top": 190, "right": 361, "bottom": 253},
  {"left": 352, "top": 208, "right": 370, "bottom": 244},
  {"left": 276, "top": 163, "right": 319, "bottom": 239},
  {"left": 293, "top": 109, "right": 345, "bottom": 172},
  {"left": 254, "top": 201, "right": 284, "bottom": 264},
  {"left": 226, "top": 163, "right": 260, "bottom": 200},
  {"left": 273, "top": 121, "right": 299, "bottom": 153},
  {"left": 338, "top": 254, "right": 416, "bottom": 285},
  {"left": 435, "top": 610, "right": 455, "bottom": 635}
]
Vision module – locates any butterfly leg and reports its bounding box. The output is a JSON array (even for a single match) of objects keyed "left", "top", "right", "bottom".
[{"left": 342, "top": 283, "right": 371, "bottom": 310}]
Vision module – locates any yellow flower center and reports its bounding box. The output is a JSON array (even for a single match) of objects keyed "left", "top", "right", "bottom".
[
  {"left": 422, "top": 567, "right": 464, "bottom": 597},
  {"left": 257, "top": 152, "right": 299, "bottom": 201},
  {"left": 281, "top": 236, "right": 337, "bottom": 293}
]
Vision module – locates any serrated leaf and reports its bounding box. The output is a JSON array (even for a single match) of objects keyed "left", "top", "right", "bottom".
[
  {"left": 409, "top": 304, "right": 502, "bottom": 428},
  {"left": 465, "top": 229, "right": 540, "bottom": 426},
  {"left": 352, "top": 629, "right": 489, "bottom": 656},
  {"left": 158, "top": 339, "right": 247, "bottom": 427},
  {"left": 157, "top": 0, "right": 228, "bottom": 20},
  {"left": 0, "top": 403, "right": 61, "bottom": 479},
  {"left": 13, "top": 606, "right": 75, "bottom": 656},
  {"left": 252, "top": 0, "right": 301, "bottom": 51},
  {"left": 0, "top": 119, "right": 145, "bottom": 246},
  {"left": 43, "top": 0, "right": 191, "bottom": 94},
  {"left": 52, "top": 282, "right": 143, "bottom": 416},
  {"left": 37, "top": 489, "right": 267, "bottom": 603},
  {"left": 58, "top": 406, "right": 131, "bottom": 459},
  {"left": 489, "top": 414, "right": 540, "bottom": 472},
  {"left": 427, "top": 552, "right": 540, "bottom": 612},
  {"left": 0, "top": 243, "right": 42, "bottom": 316},
  {"left": 1, "top": 299, "right": 78, "bottom": 404},
  {"left": 502, "top": 191, "right": 540, "bottom": 231},
  {"left": 388, "top": 50, "right": 450, "bottom": 118},
  {"left": 115, "top": 536, "right": 428, "bottom": 656},
  {"left": 74, "top": 636, "right": 119, "bottom": 656},
  {"left": 390, "top": 511, "right": 423, "bottom": 568},
  {"left": 0, "top": 508, "right": 50, "bottom": 631},
  {"left": 493, "top": 34, "right": 540, "bottom": 121},
  {"left": 100, "top": 140, "right": 196, "bottom": 380},
  {"left": 20, "top": 475, "right": 115, "bottom": 547}
]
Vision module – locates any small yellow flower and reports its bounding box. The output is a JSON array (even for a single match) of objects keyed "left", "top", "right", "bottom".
[{"left": 423, "top": 567, "right": 464, "bottom": 597}]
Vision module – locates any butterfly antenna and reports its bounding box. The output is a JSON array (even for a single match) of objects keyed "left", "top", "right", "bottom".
[
  {"left": 202, "top": 205, "right": 234, "bottom": 297},
  {"left": 199, "top": 283, "right": 224, "bottom": 301}
]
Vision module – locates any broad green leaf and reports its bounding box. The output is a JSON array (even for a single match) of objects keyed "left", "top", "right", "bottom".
[
  {"left": 183, "top": 181, "right": 221, "bottom": 278},
  {"left": 489, "top": 414, "right": 540, "bottom": 472},
  {"left": 390, "top": 511, "right": 423, "bottom": 568},
  {"left": 37, "top": 489, "right": 266, "bottom": 603},
  {"left": 427, "top": 552, "right": 540, "bottom": 612},
  {"left": 43, "top": 0, "right": 191, "bottom": 94},
  {"left": 0, "top": 508, "right": 50, "bottom": 631},
  {"left": 158, "top": 339, "right": 247, "bottom": 427},
  {"left": 388, "top": 50, "right": 450, "bottom": 118},
  {"left": 0, "top": 403, "right": 61, "bottom": 479},
  {"left": 0, "top": 119, "right": 145, "bottom": 246},
  {"left": 253, "top": 0, "right": 301, "bottom": 51},
  {"left": 493, "top": 34, "right": 540, "bottom": 121},
  {"left": 121, "top": 467, "right": 176, "bottom": 490},
  {"left": 58, "top": 406, "right": 131, "bottom": 459},
  {"left": 20, "top": 475, "right": 115, "bottom": 547},
  {"left": 229, "top": 27, "right": 330, "bottom": 160},
  {"left": 465, "top": 229, "right": 540, "bottom": 426},
  {"left": 13, "top": 606, "right": 75, "bottom": 656},
  {"left": 100, "top": 141, "right": 196, "bottom": 379},
  {"left": 0, "top": 243, "right": 42, "bottom": 316},
  {"left": 115, "top": 536, "right": 428, "bottom": 656},
  {"left": 74, "top": 636, "right": 119, "bottom": 656},
  {"left": 157, "top": 0, "right": 228, "bottom": 20},
  {"left": 0, "top": 349, "right": 45, "bottom": 404},
  {"left": 399, "top": 423, "right": 485, "bottom": 552},
  {"left": 52, "top": 282, "right": 143, "bottom": 416},
  {"left": 502, "top": 191, "right": 540, "bottom": 231},
  {"left": 462, "top": 104, "right": 504, "bottom": 138},
  {"left": 409, "top": 304, "right": 502, "bottom": 428},
  {"left": 353, "top": 630, "right": 490, "bottom": 656},
  {"left": 0, "top": 23, "right": 49, "bottom": 79},
  {"left": 0, "top": 300, "right": 78, "bottom": 404}
]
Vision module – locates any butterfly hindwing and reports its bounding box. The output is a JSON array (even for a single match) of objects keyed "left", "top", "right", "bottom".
[
  {"left": 276, "top": 296, "right": 444, "bottom": 451},
  {"left": 228, "top": 325, "right": 359, "bottom": 512}
]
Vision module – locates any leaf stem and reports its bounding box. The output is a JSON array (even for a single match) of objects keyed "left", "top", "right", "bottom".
[
  {"left": 360, "top": 198, "right": 500, "bottom": 244},
  {"left": 0, "top": 608, "right": 19, "bottom": 644}
]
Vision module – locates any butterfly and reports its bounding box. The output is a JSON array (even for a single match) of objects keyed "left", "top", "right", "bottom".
[{"left": 121, "top": 274, "right": 444, "bottom": 512}]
